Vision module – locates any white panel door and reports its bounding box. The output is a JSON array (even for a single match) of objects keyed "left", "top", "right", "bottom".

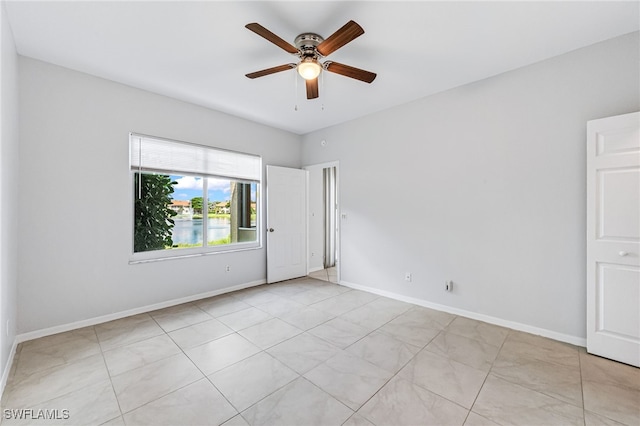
[
  {"left": 266, "top": 165, "right": 307, "bottom": 283},
  {"left": 587, "top": 111, "right": 640, "bottom": 367}
]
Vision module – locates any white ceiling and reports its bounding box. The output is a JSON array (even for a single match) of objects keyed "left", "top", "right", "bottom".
[{"left": 5, "top": 1, "right": 639, "bottom": 134}]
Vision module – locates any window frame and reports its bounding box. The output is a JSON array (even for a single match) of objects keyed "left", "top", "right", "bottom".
[{"left": 129, "top": 133, "right": 262, "bottom": 264}]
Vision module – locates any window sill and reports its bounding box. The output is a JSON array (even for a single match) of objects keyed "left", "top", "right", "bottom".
[{"left": 129, "top": 243, "right": 262, "bottom": 264}]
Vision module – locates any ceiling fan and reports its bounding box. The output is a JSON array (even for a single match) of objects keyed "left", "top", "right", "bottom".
[{"left": 245, "top": 20, "right": 377, "bottom": 100}]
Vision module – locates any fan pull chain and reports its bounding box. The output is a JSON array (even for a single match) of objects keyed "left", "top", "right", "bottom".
[
  {"left": 294, "top": 71, "right": 298, "bottom": 111},
  {"left": 321, "top": 71, "right": 325, "bottom": 111}
]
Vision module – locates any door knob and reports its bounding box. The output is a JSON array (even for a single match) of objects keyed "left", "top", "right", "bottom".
[
  {"left": 618, "top": 251, "right": 629, "bottom": 257},
  {"left": 268, "top": 228, "right": 274, "bottom": 233}
]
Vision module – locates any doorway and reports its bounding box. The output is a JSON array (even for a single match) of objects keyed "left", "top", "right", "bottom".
[{"left": 305, "top": 162, "right": 339, "bottom": 284}]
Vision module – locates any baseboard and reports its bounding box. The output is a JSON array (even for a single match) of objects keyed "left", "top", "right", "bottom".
[
  {"left": 308, "top": 266, "right": 325, "bottom": 273},
  {"left": 16, "top": 279, "right": 266, "bottom": 344},
  {"left": 339, "top": 280, "right": 586, "bottom": 347},
  {"left": 1, "top": 339, "right": 19, "bottom": 399}
]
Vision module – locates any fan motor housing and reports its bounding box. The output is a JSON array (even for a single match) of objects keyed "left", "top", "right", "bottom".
[{"left": 295, "top": 33, "right": 324, "bottom": 58}]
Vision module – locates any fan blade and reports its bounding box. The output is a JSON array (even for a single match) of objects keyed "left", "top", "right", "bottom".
[
  {"left": 306, "top": 78, "right": 319, "bottom": 99},
  {"left": 245, "top": 23, "right": 298, "bottom": 54},
  {"left": 316, "top": 20, "right": 364, "bottom": 56},
  {"left": 246, "top": 64, "right": 296, "bottom": 79},
  {"left": 324, "top": 61, "right": 376, "bottom": 83}
]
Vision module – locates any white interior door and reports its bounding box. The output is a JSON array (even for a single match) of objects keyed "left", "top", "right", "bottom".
[
  {"left": 587, "top": 111, "right": 640, "bottom": 367},
  {"left": 266, "top": 165, "right": 307, "bottom": 283}
]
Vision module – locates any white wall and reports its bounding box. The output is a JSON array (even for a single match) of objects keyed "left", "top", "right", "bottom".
[
  {"left": 302, "top": 32, "right": 640, "bottom": 342},
  {"left": 0, "top": 0, "right": 19, "bottom": 383},
  {"left": 18, "top": 57, "right": 301, "bottom": 334}
]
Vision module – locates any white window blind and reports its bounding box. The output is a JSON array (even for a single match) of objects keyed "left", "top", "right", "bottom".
[{"left": 130, "top": 133, "right": 261, "bottom": 181}]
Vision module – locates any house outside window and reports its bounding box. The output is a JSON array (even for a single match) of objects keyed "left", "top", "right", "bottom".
[{"left": 130, "top": 133, "right": 261, "bottom": 262}]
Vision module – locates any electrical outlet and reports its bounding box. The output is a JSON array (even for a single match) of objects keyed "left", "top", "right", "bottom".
[
  {"left": 404, "top": 272, "right": 412, "bottom": 282},
  {"left": 225, "top": 265, "right": 231, "bottom": 272},
  {"left": 445, "top": 280, "right": 453, "bottom": 292}
]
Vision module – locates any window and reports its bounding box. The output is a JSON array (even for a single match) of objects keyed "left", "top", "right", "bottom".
[{"left": 130, "top": 133, "right": 261, "bottom": 262}]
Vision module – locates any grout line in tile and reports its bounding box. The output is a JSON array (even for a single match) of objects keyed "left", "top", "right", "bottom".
[
  {"left": 463, "top": 327, "right": 509, "bottom": 425},
  {"left": 96, "top": 324, "right": 126, "bottom": 419},
  {"left": 5, "top": 328, "right": 124, "bottom": 421},
  {"left": 210, "top": 350, "right": 302, "bottom": 416},
  {"left": 337, "top": 316, "right": 461, "bottom": 419},
  {"left": 485, "top": 329, "right": 586, "bottom": 412},
  {"left": 578, "top": 346, "right": 587, "bottom": 426},
  {"left": 296, "top": 376, "right": 355, "bottom": 417},
  {"left": 107, "top": 315, "right": 205, "bottom": 417}
]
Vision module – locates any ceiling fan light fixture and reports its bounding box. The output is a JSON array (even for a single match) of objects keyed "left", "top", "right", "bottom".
[
  {"left": 245, "top": 21, "right": 375, "bottom": 100},
  {"left": 297, "top": 58, "right": 322, "bottom": 80}
]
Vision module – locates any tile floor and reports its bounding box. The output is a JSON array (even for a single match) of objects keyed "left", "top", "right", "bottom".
[{"left": 2, "top": 277, "right": 638, "bottom": 426}]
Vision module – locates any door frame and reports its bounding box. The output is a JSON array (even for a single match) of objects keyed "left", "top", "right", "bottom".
[{"left": 303, "top": 161, "right": 340, "bottom": 284}]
